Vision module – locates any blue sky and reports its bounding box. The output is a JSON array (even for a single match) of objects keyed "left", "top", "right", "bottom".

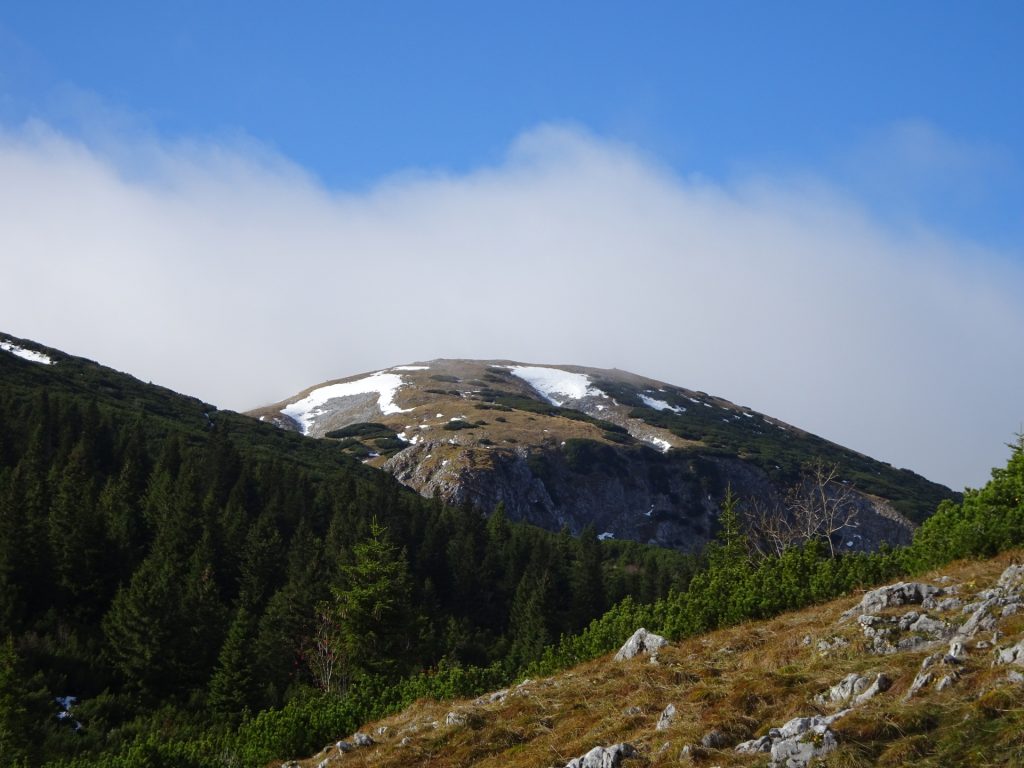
[
  {"left": 1, "top": 3, "right": 1022, "bottom": 489},
  {"left": 3, "top": 1, "right": 1022, "bottom": 244}
]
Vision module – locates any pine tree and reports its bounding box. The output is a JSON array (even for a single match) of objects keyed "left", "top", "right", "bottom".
[
  {"left": 708, "top": 486, "right": 749, "bottom": 571},
  {"left": 330, "top": 519, "right": 417, "bottom": 679},
  {"left": 506, "top": 570, "right": 552, "bottom": 670},
  {"left": 176, "top": 532, "right": 226, "bottom": 687},
  {"left": 102, "top": 550, "right": 182, "bottom": 695},
  {"left": 570, "top": 526, "right": 606, "bottom": 630},
  {"left": 47, "top": 439, "right": 108, "bottom": 611},
  {"left": 208, "top": 606, "right": 256, "bottom": 719},
  {"left": 237, "top": 511, "right": 284, "bottom": 609}
]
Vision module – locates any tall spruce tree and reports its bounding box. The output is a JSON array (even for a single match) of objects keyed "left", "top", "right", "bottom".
[
  {"left": 331, "top": 519, "right": 417, "bottom": 680},
  {"left": 208, "top": 606, "right": 256, "bottom": 719}
]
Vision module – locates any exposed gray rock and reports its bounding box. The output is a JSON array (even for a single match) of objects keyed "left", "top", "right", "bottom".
[
  {"left": 352, "top": 732, "right": 374, "bottom": 747},
  {"left": 735, "top": 734, "right": 775, "bottom": 754},
  {"left": 907, "top": 613, "right": 949, "bottom": 636},
  {"left": 816, "top": 635, "right": 850, "bottom": 654},
  {"left": 400, "top": 736, "right": 412, "bottom": 747},
  {"left": 1002, "top": 603, "right": 1022, "bottom": 617},
  {"left": 655, "top": 703, "right": 676, "bottom": 732},
  {"left": 852, "top": 674, "right": 891, "bottom": 706},
  {"left": 1008, "top": 670, "right": 1024, "bottom": 684},
  {"left": 905, "top": 660, "right": 936, "bottom": 700},
  {"left": 335, "top": 741, "right": 353, "bottom": 753},
  {"left": 614, "top": 628, "right": 668, "bottom": 661},
  {"left": 994, "top": 639, "right": 1024, "bottom": 666},
  {"left": 563, "top": 743, "right": 637, "bottom": 768},
  {"left": 736, "top": 712, "right": 848, "bottom": 768},
  {"left": 623, "top": 705, "right": 642, "bottom": 716},
  {"left": 842, "top": 582, "right": 942, "bottom": 621},
  {"left": 997, "top": 563, "right": 1024, "bottom": 590},
  {"left": 474, "top": 686, "right": 510, "bottom": 704},
  {"left": 700, "top": 729, "right": 727, "bottom": 748},
  {"left": 772, "top": 729, "right": 838, "bottom": 768},
  {"left": 959, "top": 598, "right": 998, "bottom": 638},
  {"left": 815, "top": 673, "right": 871, "bottom": 707},
  {"left": 936, "top": 673, "right": 958, "bottom": 692},
  {"left": 898, "top": 610, "right": 921, "bottom": 629},
  {"left": 376, "top": 725, "right": 389, "bottom": 737},
  {"left": 445, "top": 711, "right": 467, "bottom": 727},
  {"left": 947, "top": 638, "right": 966, "bottom": 661},
  {"left": 777, "top": 712, "right": 849, "bottom": 739},
  {"left": 858, "top": 609, "right": 951, "bottom": 654},
  {"left": 923, "top": 595, "right": 963, "bottom": 611}
]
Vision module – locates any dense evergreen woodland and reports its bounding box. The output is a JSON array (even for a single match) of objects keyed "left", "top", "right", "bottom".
[
  {"left": 0, "top": 343, "right": 693, "bottom": 766},
  {"left": 1, "top": 340, "right": 1022, "bottom": 767}
]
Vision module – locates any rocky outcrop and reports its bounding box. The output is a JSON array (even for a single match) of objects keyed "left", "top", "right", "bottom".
[
  {"left": 444, "top": 711, "right": 467, "bottom": 727},
  {"left": 841, "top": 582, "right": 943, "bottom": 620},
  {"left": 855, "top": 610, "right": 953, "bottom": 655},
  {"left": 563, "top": 743, "right": 636, "bottom": 768},
  {"left": 384, "top": 440, "right": 917, "bottom": 553},
  {"left": 736, "top": 711, "right": 849, "bottom": 767},
  {"left": 614, "top": 628, "right": 668, "bottom": 661},
  {"left": 815, "top": 672, "right": 891, "bottom": 708},
  {"left": 655, "top": 703, "right": 676, "bottom": 731}
]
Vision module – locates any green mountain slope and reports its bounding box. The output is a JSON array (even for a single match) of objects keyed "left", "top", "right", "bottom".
[{"left": 0, "top": 333, "right": 693, "bottom": 767}]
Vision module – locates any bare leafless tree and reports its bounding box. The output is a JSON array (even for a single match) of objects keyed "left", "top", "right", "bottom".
[
  {"left": 742, "top": 461, "right": 860, "bottom": 558},
  {"left": 306, "top": 602, "right": 348, "bottom": 694}
]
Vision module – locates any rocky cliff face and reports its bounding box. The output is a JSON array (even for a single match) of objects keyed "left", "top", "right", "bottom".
[
  {"left": 383, "top": 442, "right": 914, "bottom": 552},
  {"left": 249, "top": 360, "right": 953, "bottom": 552}
]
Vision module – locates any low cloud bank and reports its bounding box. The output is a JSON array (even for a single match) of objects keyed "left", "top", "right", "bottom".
[{"left": 1, "top": 122, "right": 1020, "bottom": 489}]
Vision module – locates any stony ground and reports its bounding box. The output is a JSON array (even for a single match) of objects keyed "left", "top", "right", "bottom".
[{"left": 280, "top": 550, "right": 1024, "bottom": 768}]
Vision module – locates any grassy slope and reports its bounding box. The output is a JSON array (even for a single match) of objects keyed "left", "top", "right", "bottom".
[{"left": 292, "top": 550, "right": 1024, "bottom": 768}]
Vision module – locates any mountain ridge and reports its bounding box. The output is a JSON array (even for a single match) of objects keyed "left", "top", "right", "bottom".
[{"left": 249, "top": 359, "right": 956, "bottom": 553}]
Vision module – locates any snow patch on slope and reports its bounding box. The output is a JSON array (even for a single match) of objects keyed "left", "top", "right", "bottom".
[
  {"left": 281, "top": 371, "right": 412, "bottom": 434},
  {"left": 392, "top": 365, "right": 430, "bottom": 371},
  {"left": 507, "top": 366, "right": 606, "bottom": 406},
  {"left": 1, "top": 340, "right": 53, "bottom": 365},
  {"left": 639, "top": 394, "right": 684, "bottom": 413},
  {"left": 646, "top": 437, "right": 672, "bottom": 453}
]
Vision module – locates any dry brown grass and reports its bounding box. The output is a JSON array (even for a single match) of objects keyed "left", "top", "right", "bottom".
[
  {"left": 251, "top": 359, "right": 691, "bottom": 464},
  {"left": 287, "top": 550, "right": 1024, "bottom": 768}
]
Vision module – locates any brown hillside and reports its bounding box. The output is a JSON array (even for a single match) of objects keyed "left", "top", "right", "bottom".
[{"left": 285, "top": 551, "right": 1024, "bottom": 768}]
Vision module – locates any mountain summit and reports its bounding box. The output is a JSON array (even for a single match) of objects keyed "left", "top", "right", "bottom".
[{"left": 250, "top": 360, "right": 955, "bottom": 552}]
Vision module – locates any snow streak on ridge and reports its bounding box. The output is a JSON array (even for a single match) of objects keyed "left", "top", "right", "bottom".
[{"left": 281, "top": 371, "right": 413, "bottom": 434}]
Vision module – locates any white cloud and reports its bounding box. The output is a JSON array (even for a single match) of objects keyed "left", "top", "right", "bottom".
[{"left": 1, "top": 121, "right": 1021, "bottom": 490}]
